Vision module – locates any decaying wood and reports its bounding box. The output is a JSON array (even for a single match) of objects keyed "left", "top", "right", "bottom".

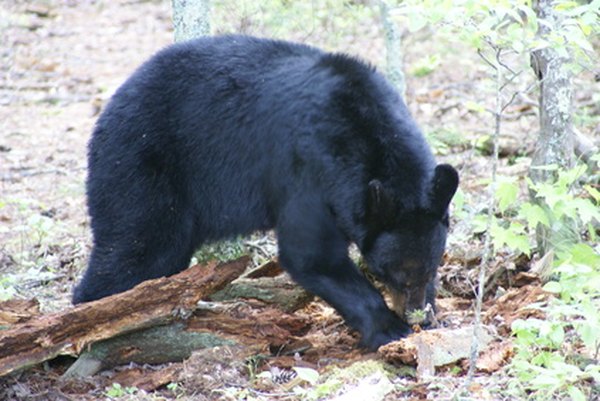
[
  {"left": 242, "top": 259, "right": 284, "bottom": 278},
  {"left": 471, "top": 340, "right": 514, "bottom": 373},
  {"left": 211, "top": 273, "right": 313, "bottom": 313},
  {"left": 210, "top": 260, "right": 312, "bottom": 313},
  {"left": 64, "top": 304, "right": 310, "bottom": 377},
  {"left": 483, "top": 285, "right": 550, "bottom": 336},
  {"left": 0, "top": 299, "right": 40, "bottom": 325},
  {"left": 378, "top": 326, "right": 494, "bottom": 379},
  {"left": 112, "top": 363, "right": 184, "bottom": 392},
  {"left": 0, "top": 257, "right": 249, "bottom": 377}
]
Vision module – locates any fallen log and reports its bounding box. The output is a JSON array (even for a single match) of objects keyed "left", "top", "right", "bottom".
[
  {"left": 63, "top": 304, "right": 310, "bottom": 377},
  {"left": 210, "top": 273, "right": 313, "bottom": 313},
  {"left": 0, "top": 257, "right": 249, "bottom": 377},
  {"left": 62, "top": 259, "right": 313, "bottom": 378}
]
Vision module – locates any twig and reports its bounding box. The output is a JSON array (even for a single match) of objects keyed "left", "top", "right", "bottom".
[
  {"left": 465, "top": 45, "right": 503, "bottom": 384},
  {"left": 477, "top": 48, "right": 497, "bottom": 71},
  {"left": 0, "top": 167, "right": 85, "bottom": 182},
  {"left": 496, "top": 47, "right": 518, "bottom": 76},
  {"left": 498, "top": 69, "right": 522, "bottom": 93},
  {"left": 247, "top": 388, "right": 297, "bottom": 399},
  {"left": 501, "top": 79, "right": 541, "bottom": 113}
]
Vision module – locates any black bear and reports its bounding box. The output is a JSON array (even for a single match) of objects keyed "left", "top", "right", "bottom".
[{"left": 73, "top": 35, "right": 459, "bottom": 349}]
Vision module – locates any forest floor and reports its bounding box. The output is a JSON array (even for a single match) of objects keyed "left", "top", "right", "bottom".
[{"left": 0, "top": 1, "right": 598, "bottom": 400}]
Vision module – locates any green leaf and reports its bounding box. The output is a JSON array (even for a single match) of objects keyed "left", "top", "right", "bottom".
[
  {"left": 583, "top": 185, "right": 600, "bottom": 202},
  {"left": 407, "top": 12, "right": 428, "bottom": 32},
  {"left": 465, "top": 101, "right": 487, "bottom": 114},
  {"left": 568, "top": 243, "right": 600, "bottom": 267},
  {"left": 256, "top": 371, "right": 272, "bottom": 380},
  {"left": 496, "top": 178, "right": 518, "bottom": 213},
  {"left": 578, "top": 18, "right": 593, "bottom": 36},
  {"left": 530, "top": 370, "right": 561, "bottom": 387},
  {"left": 511, "top": 34, "right": 526, "bottom": 53},
  {"left": 530, "top": 163, "right": 559, "bottom": 171},
  {"left": 567, "top": 386, "right": 587, "bottom": 401},
  {"left": 410, "top": 54, "right": 441, "bottom": 77},
  {"left": 451, "top": 188, "right": 465, "bottom": 213},
  {"left": 292, "top": 367, "right": 320, "bottom": 385},
  {"left": 555, "top": 1, "right": 580, "bottom": 12},
  {"left": 558, "top": 164, "right": 587, "bottom": 187},
  {"left": 472, "top": 214, "right": 489, "bottom": 234},
  {"left": 534, "top": 185, "right": 566, "bottom": 210},
  {"left": 512, "top": 319, "right": 540, "bottom": 346},
  {"left": 491, "top": 221, "right": 531, "bottom": 255},
  {"left": 543, "top": 281, "right": 562, "bottom": 293},
  {"left": 573, "top": 198, "right": 600, "bottom": 224},
  {"left": 575, "top": 321, "right": 600, "bottom": 351},
  {"left": 519, "top": 202, "right": 550, "bottom": 228}
]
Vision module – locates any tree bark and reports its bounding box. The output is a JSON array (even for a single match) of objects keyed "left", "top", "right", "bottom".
[
  {"left": 379, "top": 1, "right": 406, "bottom": 99},
  {"left": 529, "top": 0, "right": 574, "bottom": 179},
  {"left": 63, "top": 305, "right": 309, "bottom": 377},
  {"left": 210, "top": 273, "right": 313, "bottom": 313},
  {"left": 172, "top": 0, "right": 211, "bottom": 42},
  {"left": 529, "top": 0, "right": 576, "bottom": 253},
  {"left": 0, "top": 257, "right": 248, "bottom": 377}
]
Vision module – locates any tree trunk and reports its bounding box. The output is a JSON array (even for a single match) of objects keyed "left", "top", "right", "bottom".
[
  {"left": 379, "top": 1, "right": 406, "bottom": 99},
  {"left": 529, "top": 0, "right": 576, "bottom": 254},
  {"left": 172, "top": 0, "right": 211, "bottom": 42}
]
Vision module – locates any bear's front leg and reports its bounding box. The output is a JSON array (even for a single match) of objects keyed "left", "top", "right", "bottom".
[{"left": 276, "top": 194, "right": 411, "bottom": 349}]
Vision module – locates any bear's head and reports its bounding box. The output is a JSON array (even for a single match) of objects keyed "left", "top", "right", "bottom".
[{"left": 362, "top": 164, "right": 459, "bottom": 325}]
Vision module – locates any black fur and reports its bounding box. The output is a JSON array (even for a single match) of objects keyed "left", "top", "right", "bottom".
[{"left": 73, "top": 35, "right": 459, "bottom": 349}]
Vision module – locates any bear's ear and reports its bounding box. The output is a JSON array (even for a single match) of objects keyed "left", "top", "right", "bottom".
[
  {"left": 429, "top": 164, "right": 459, "bottom": 217},
  {"left": 367, "top": 179, "right": 394, "bottom": 224}
]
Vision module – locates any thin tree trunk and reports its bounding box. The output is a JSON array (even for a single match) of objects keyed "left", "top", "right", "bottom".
[
  {"left": 529, "top": 0, "right": 576, "bottom": 253},
  {"left": 172, "top": 0, "right": 211, "bottom": 42},
  {"left": 379, "top": 1, "right": 406, "bottom": 99}
]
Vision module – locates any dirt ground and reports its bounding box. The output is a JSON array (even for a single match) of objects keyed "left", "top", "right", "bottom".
[
  {"left": 0, "top": 1, "right": 598, "bottom": 400},
  {"left": 1, "top": 0, "right": 174, "bottom": 312}
]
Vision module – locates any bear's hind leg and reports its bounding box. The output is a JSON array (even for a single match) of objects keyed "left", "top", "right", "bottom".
[{"left": 73, "top": 203, "right": 198, "bottom": 304}]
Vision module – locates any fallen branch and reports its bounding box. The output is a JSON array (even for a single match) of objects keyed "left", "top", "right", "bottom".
[
  {"left": 0, "top": 257, "right": 249, "bottom": 377},
  {"left": 63, "top": 304, "right": 310, "bottom": 378},
  {"left": 211, "top": 271, "right": 313, "bottom": 313}
]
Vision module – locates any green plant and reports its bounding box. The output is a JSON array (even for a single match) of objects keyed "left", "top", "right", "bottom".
[
  {"left": 395, "top": 0, "right": 598, "bottom": 64},
  {"left": 166, "top": 382, "right": 185, "bottom": 399},
  {"left": 453, "top": 159, "right": 599, "bottom": 399},
  {"left": 245, "top": 353, "right": 268, "bottom": 380},
  {"left": 389, "top": 0, "right": 599, "bottom": 397},
  {"left": 480, "top": 163, "right": 600, "bottom": 258},
  {"left": 509, "top": 244, "right": 600, "bottom": 399},
  {"left": 410, "top": 54, "right": 441, "bottom": 77},
  {"left": 211, "top": 0, "right": 376, "bottom": 48},
  {"left": 425, "top": 127, "right": 470, "bottom": 155},
  {"left": 491, "top": 163, "right": 600, "bottom": 400},
  {"left": 104, "top": 383, "right": 138, "bottom": 398},
  {"left": 0, "top": 276, "right": 17, "bottom": 302},
  {"left": 191, "top": 237, "right": 246, "bottom": 265}
]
